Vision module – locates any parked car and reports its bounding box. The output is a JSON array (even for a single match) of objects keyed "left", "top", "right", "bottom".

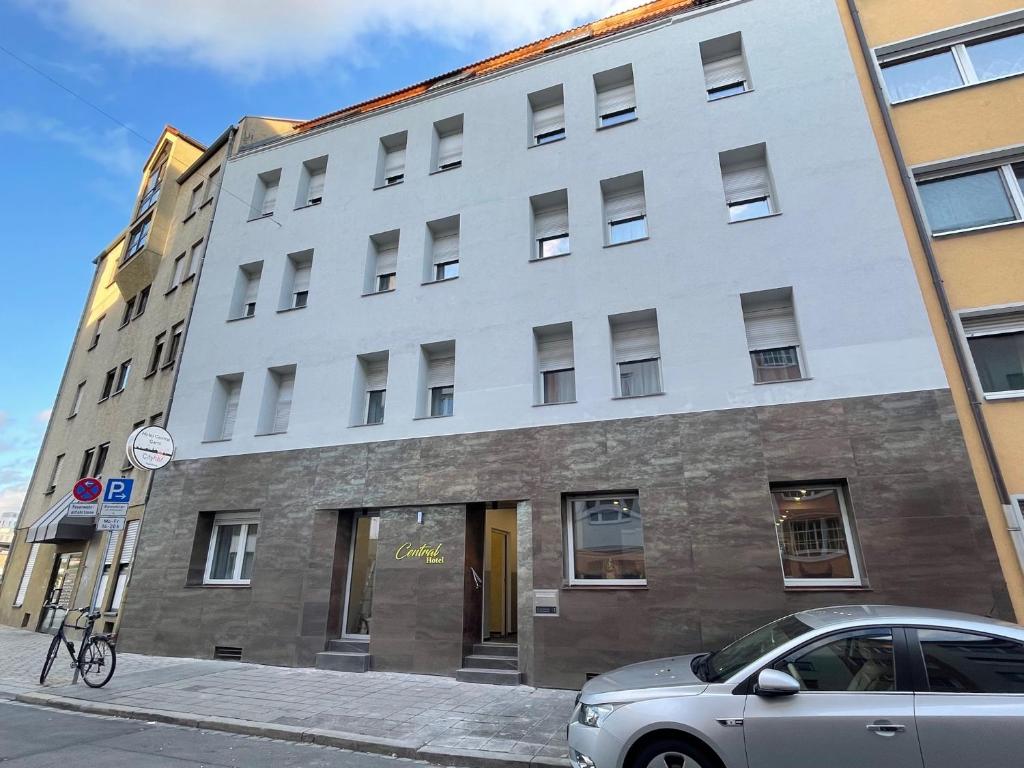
[{"left": 568, "top": 605, "right": 1024, "bottom": 768}]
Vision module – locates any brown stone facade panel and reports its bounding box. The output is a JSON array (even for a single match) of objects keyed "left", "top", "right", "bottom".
[{"left": 118, "top": 390, "right": 1010, "bottom": 689}]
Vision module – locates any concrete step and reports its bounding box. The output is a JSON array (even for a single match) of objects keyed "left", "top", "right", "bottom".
[
  {"left": 315, "top": 651, "right": 371, "bottom": 672},
  {"left": 462, "top": 654, "right": 518, "bottom": 670},
  {"left": 456, "top": 667, "right": 521, "bottom": 685},
  {"left": 327, "top": 639, "right": 370, "bottom": 653},
  {"left": 472, "top": 643, "right": 517, "bottom": 658}
]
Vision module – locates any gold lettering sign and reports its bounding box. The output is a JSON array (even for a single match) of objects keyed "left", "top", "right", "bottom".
[{"left": 394, "top": 542, "right": 445, "bottom": 564}]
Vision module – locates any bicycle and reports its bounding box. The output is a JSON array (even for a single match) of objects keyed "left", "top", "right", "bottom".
[{"left": 39, "top": 604, "right": 116, "bottom": 688}]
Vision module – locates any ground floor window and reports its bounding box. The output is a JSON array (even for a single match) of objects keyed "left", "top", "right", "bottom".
[
  {"left": 566, "top": 494, "right": 646, "bottom": 585},
  {"left": 204, "top": 513, "right": 259, "bottom": 585},
  {"left": 770, "top": 484, "right": 862, "bottom": 587}
]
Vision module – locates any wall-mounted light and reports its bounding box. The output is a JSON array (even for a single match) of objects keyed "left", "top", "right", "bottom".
[{"left": 417, "top": 510, "right": 424, "bottom": 525}]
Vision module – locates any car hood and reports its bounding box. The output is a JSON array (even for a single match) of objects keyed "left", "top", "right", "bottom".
[{"left": 581, "top": 654, "right": 708, "bottom": 702}]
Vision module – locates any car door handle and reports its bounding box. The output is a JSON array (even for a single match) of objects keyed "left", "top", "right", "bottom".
[{"left": 866, "top": 723, "right": 906, "bottom": 736}]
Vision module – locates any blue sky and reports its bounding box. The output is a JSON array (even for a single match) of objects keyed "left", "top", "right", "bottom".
[{"left": 0, "top": 0, "right": 624, "bottom": 521}]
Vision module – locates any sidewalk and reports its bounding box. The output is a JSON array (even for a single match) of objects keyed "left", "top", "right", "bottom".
[{"left": 0, "top": 627, "right": 575, "bottom": 768}]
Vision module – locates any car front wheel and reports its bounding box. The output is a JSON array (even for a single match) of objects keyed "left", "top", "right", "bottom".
[{"left": 631, "top": 738, "right": 720, "bottom": 768}]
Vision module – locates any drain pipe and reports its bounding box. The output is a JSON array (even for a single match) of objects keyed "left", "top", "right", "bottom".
[{"left": 844, "top": 0, "right": 1010, "bottom": 507}]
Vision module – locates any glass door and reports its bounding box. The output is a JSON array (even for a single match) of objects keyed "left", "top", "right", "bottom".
[
  {"left": 343, "top": 514, "right": 379, "bottom": 638},
  {"left": 38, "top": 552, "right": 82, "bottom": 633}
]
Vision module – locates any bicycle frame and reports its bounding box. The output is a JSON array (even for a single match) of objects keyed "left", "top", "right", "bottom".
[{"left": 54, "top": 610, "right": 99, "bottom": 673}]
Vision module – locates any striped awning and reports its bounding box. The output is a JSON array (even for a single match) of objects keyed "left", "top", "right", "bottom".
[{"left": 27, "top": 492, "right": 96, "bottom": 543}]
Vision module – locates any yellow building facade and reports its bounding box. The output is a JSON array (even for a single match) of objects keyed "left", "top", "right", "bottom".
[{"left": 839, "top": 0, "right": 1024, "bottom": 619}]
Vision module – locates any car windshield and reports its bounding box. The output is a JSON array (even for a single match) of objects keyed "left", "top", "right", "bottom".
[{"left": 703, "top": 615, "right": 812, "bottom": 682}]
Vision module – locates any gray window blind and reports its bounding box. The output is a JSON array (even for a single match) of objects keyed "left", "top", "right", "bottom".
[
  {"left": 375, "top": 244, "right": 398, "bottom": 276},
  {"left": 243, "top": 273, "right": 259, "bottom": 305},
  {"left": 535, "top": 203, "right": 569, "bottom": 239},
  {"left": 383, "top": 146, "right": 406, "bottom": 178},
  {"left": 307, "top": 170, "right": 326, "bottom": 201},
  {"left": 14, "top": 543, "right": 40, "bottom": 607},
  {"left": 722, "top": 160, "right": 770, "bottom": 203},
  {"left": 597, "top": 80, "right": 636, "bottom": 115},
  {"left": 437, "top": 130, "right": 463, "bottom": 167},
  {"left": 432, "top": 232, "right": 460, "bottom": 265},
  {"left": 704, "top": 53, "right": 746, "bottom": 89},
  {"left": 613, "top": 321, "right": 660, "bottom": 363},
  {"left": 261, "top": 181, "right": 278, "bottom": 215},
  {"left": 293, "top": 263, "right": 311, "bottom": 294},
  {"left": 102, "top": 532, "right": 119, "bottom": 566},
  {"left": 533, "top": 102, "right": 565, "bottom": 135},
  {"left": 120, "top": 520, "right": 140, "bottom": 564},
  {"left": 221, "top": 379, "right": 241, "bottom": 439},
  {"left": 605, "top": 188, "right": 645, "bottom": 221},
  {"left": 962, "top": 312, "right": 1024, "bottom": 337},
  {"left": 272, "top": 375, "right": 294, "bottom": 433},
  {"left": 365, "top": 360, "right": 388, "bottom": 391},
  {"left": 538, "top": 332, "right": 574, "bottom": 372},
  {"left": 744, "top": 304, "right": 799, "bottom": 350},
  {"left": 427, "top": 355, "right": 456, "bottom": 388}
]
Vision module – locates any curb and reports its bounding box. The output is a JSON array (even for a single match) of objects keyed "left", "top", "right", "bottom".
[{"left": 13, "top": 691, "right": 571, "bottom": 768}]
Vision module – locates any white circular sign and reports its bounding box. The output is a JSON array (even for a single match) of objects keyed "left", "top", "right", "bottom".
[{"left": 126, "top": 426, "right": 175, "bottom": 471}]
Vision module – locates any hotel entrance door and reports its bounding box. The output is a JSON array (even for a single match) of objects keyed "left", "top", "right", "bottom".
[{"left": 343, "top": 513, "right": 379, "bottom": 637}]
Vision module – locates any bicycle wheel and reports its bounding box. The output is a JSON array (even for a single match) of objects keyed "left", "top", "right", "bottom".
[
  {"left": 39, "top": 633, "right": 62, "bottom": 684},
  {"left": 80, "top": 637, "right": 116, "bottom": 688}
]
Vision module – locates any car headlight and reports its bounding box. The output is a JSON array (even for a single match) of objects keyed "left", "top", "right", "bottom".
[{"left": 579, "top": 703, "right": 615, "bottom": 728}]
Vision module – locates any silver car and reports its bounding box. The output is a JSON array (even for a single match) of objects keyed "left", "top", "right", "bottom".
[{"left": 568, "top": 605, "right": 1024, "bottom": 768}]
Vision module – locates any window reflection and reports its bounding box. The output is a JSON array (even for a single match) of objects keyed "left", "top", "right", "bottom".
[
  {"left": 569, "top": 496, "right": 646, "bottom": 582},
  {"left": 772, "top": 487, "right": 856, "bottom": 582}
]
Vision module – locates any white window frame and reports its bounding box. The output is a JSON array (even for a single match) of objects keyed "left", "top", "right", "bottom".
[
  {"left": 1007, "top": 495, "right": 1024, "bottom": 571},
  {"left": 957, "top": 305, "right": 1024, "bottom": 400},
  {"left": 565, "top": 493, "right": 647, "bottom": 587},
  {"left": 203, "top": 513, "right": 260, "bottom": 585},
  {"left": 915, "top": 160, "right": 1024, "bottom": 237},
  {"left": 770, "top": 484, "right": 863, "bottom": 588}
]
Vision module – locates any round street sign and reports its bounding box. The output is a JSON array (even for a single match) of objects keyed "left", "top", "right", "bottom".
[
  {"left": 72, "top": 477, "right": 103, "bottom": 502},
  {"left": 126, "top": 426, "right": 175, "bottom": 471}
]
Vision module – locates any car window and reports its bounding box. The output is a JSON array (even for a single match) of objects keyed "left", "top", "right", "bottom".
[
  {"left": 919, "top": 629, "right": 1024, "bottom": 694},
  {"left": 775, "top": 629, "right": 895, "bottom": 692}
]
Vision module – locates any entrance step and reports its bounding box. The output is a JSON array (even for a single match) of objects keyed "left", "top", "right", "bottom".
[
  {"left": 455, "top": 667, "right": 521, "bottom": 685},
  {"left": 472, "top": 643, "right": 518, "bottom": 658},
  {"left": 315, "top": 651, "right": 371, "bottom": 672},
  {"left": 327, "top": 639, "right": 370, "bottom": 653},
  {"left": 462, "top": 654, "right": 518, "bottom": 670}
]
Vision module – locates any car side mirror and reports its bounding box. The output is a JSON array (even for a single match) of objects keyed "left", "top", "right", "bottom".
[{"left": 756, "top": 668, "right": 800, "bottom": 696}]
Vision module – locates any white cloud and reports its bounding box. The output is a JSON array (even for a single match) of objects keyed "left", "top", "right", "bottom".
[
  {"left": 0, "top": 484, "right": 26, "bottom": 529},
  {"left": 31, "top": 0, "right": 634, "bottom": 77},
  {"left": 36, "top": 409, "right": 53, "bottom": 424},
  {"left": 0, "top": 108, "right": 141, "bottom": 176}
]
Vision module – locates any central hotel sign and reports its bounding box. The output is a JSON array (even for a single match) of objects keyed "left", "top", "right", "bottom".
[{"left": 394, "top": 542, "right": 445, "bottom": 564}]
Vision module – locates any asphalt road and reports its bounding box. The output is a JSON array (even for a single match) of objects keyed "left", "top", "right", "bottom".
[{"left": 0, "top": 700, "right": 433, "bottom": 767}]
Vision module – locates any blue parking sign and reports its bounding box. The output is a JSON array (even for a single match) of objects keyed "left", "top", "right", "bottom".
[{"left": 103, "top": 478, "right": 134, "bottom": 504}]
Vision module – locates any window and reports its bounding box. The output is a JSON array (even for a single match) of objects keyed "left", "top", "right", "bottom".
[
  {"left": 125, "top": 217, "right": 152, "bottom": 260},
  {"left": 204, "top": 513, "right": 259, "bottom": 585},
  {"left": 120, "top": 296, "right": 136, "bottom": 327},
  {"left": 114, "top": 360, "right": 131, "bottom": 394},
  {"left": 47, "top": 454, "right": 64, "bottom": 492},
  {"left": 100, "top": 369, "right": 116, "bottom": 400},
  {"left": 96, "top": 532, "right": 118, "bottom": 609},
  {"left": 535, "top": 323, "right": 575, "bottom": 404},
  {"left": 529, "top": 84, "right": 565, "bottom": 145},
  {"left": 701, "top": 32, "right": 750, "bottom": 100},
  {"left": 110, "top": 520, "right": 139, "bottom": 610},
  {"left": 164, "top": 322, "right": 183, "bottom": 368},
  {"left": 358, "top": 353, "right": 389, "bottom": 425},
  {"left": 531, "top": 189, "right": 570, "bottom": 260},
  {"left": 281, "top": 250, "right": 313, "bottom": 309},
  {"left": 774, "top": 628, "right": 895, "bottom": 692},
  {"left": 377, "top": 131, "right": 407, "bottom": 187},
  {"left": 149, "top": 412, "right": 163, "bottom": 426},
  {"left": 134, "top": 285, "right": 150, "bottom": 318},
  {"left": 566, "top": 494, "right": 646, "bottom": 585},
  {"left": 185, "top": 240, "right": 204, "bottom": 278},
  {"left": 251, "top": 169, "right": 281, "bottom": 219},
  {"left": 610, "top": 309, "right": 662, "bottom": 397},
  {"left": 69, "top": 382, "right": 85, "bottom": 418},
  {"left": 367, "top": 231, "right": 399, "bottom": 294},
  {"left": 422, "top": 341, "right": 455, "bottom": 417},
  {"left": 432, "top": 115, "right": 464, "bottom": 172},
  {"left": 187, "top": 182, "right": 204, "bottom": 217},
  {"left": 206, "top": 374, "right": 243, "bottom": 441},
  {"left": 147, "top": 333, "right": 166, "bottom": 375},
  {"left": 919, "top": 629, "right": 1024, "bottom": 693},
  {"left": 962, "top": 310, "right": 1024, "bottom": 396},
  {"left": 80, "top": 447, "right": 96, "bottom": 479},
  {"left": 298, "top": 155, "right": 328, "bottom": 207},
  {"left": 916, "top": 164, "right": 1023, "bottom": 234},
  {"left": 138, "top": 149, "right": 167, "bottom": 214},
  {"left": 601, "top": 172, "right": 647, "bottom": 245},
  {"left": 13, "top": 543, "right": 40, "bottom": 607},
  {"left": 426, "top": 216, "right": 460, "bottom": 282},
  {"left": 742, "top": 288, "right": 804, "bottom": 383},
  {"left": 594, "top": 64, "right": 637, "bottom": 128},
  {"left": 229, "top": 262, "right": 262, "bottom": 319},
  {"left": 880, "top": 28, "right": 1024, "bottom": 103},
  {"left": 258, "top": 366, "right": 295, "bottom": 434},
  {"left": 89, "top": 315, "right": 104, "bottom": 350},
  {"left": 94, "top": 443, "right": 109, "bottom": 477},
  {"left": 169, "top": 253, "right": 187, "bottom": 291},
  {"left": 771, "top": 484, "right": 863, "bottom": 587},
  {"left": 720, "top": 143, "right": 776, "bottom": 221},
  {"left": 124, "top": 420, "right": 144, "bottom": 470},
  {"left": 205, "top": 166, "right": 220, "bottom": 203}
]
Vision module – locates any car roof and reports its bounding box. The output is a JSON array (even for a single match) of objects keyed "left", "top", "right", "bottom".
[{"left": 795, "top": 604, "right": 1024, "bottom": 637}]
